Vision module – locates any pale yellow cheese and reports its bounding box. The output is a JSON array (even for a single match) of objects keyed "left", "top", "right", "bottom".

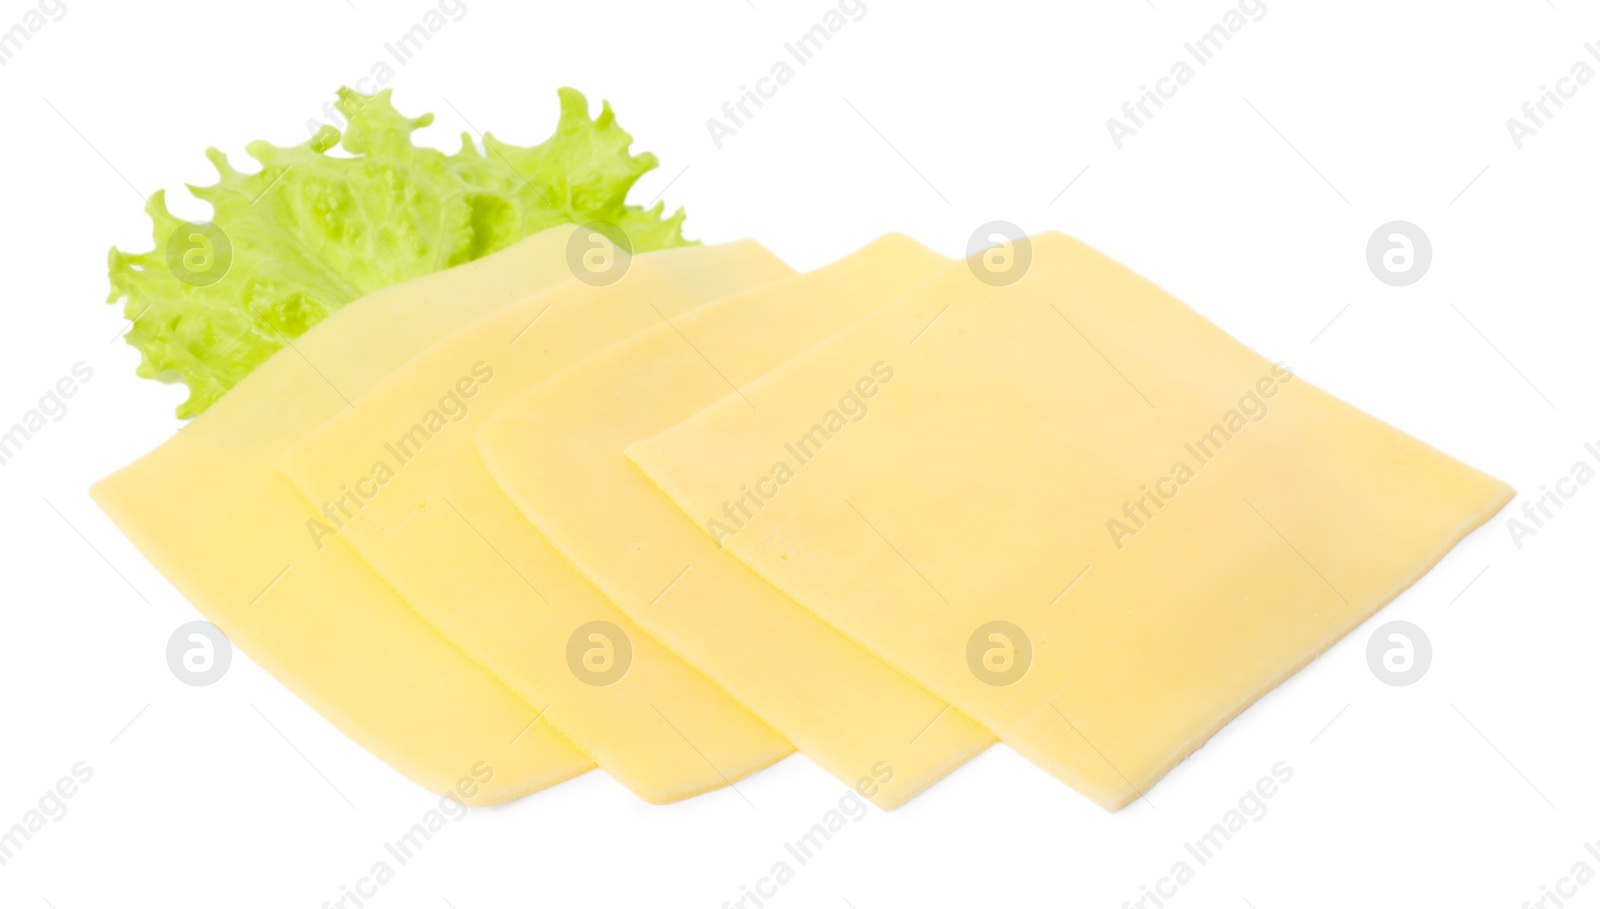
[
  {"left": 92, "top": 227, "right": 601, "bottom": 803},
  {"left": 279, "top": 241, "right": 796, "bottom": 803},
  {"left": 477, "top": 235, "right": 995, "bottom": 809},
  {"left": 629, "top": 232, "right": 1514, "bottom": 810}
]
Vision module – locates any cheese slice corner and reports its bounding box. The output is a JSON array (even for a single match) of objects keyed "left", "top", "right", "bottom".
[
  {"left": 277, "top": 241, "right": 800, "bottom": 804},
  {"left": 92, "top": 226, "right": 603, "bottom": 804},
  {"left": 628, "top": 231, "right": 1514, "bottom": 809},
  {"left": 478, "top": 233, "right": 996, "bottom": 809}
]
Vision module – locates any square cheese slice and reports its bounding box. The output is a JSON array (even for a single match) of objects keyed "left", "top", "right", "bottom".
[
  {"left": 279, "top": 240, "right": 796, "bottom": 803},
  {"left": 476, "top": 235, "right": 995, "bottom": 809},
  {"left": 92, "top": 227, "right": 598, "bottom": 803},
  {"left": 628, "top": 232, "right": 1514, "bottom": 810}
]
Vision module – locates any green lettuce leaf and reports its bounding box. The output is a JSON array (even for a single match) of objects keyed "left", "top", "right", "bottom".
[{"left": 108, "top": 87, "right": 690, "bottom": 418}]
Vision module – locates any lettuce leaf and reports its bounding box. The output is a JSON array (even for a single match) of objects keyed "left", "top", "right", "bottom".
[{"left": 108, "top": 87, "right": 690, "bottom": 418}]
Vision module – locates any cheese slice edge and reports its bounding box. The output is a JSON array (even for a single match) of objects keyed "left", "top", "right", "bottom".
[
  {"left": 92, "top": 226, "right": 600, "bottom": 803},
  {"left": 278, "top": 241, "right": 798, "bottom": 803},
  {"left": 628, "top": 232, "right": 1514, "bottom": 809},
  {"left": 477, "top": 235, "right": 995, "bottom": 809}
]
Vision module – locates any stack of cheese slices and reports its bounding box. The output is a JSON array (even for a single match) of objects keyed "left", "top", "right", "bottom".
[{"left": 93, "top": 226, "right": 1512, "bottom": 811}]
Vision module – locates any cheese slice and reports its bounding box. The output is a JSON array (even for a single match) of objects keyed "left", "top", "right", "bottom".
[
  {"left": 477, "top": 235, "right": 995, "bottom": 809},
  {"left": 92, "top": 226, "right": 600, "bottom": 803},
  {"left": 279, "top": 241, "right": 796, "bottom": 803},
  {"left": 629, "top": 232, "right": 1514, "bottom": 810}
]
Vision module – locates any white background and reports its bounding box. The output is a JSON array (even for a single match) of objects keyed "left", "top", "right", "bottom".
[{"left": 1, "top": 0, "right": 1596, "bottom": 906}]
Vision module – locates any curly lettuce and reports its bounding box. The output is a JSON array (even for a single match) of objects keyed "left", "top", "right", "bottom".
[{"left": 108, "top": 88, "right": 690, "bottom": 418}]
